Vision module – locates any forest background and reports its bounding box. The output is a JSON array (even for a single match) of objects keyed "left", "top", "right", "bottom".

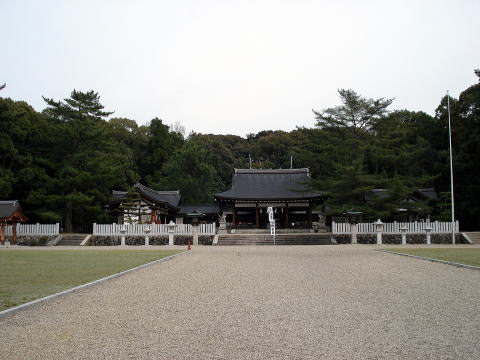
[{"left": 1, "top": 70, "right": 479, "bottom": 232}]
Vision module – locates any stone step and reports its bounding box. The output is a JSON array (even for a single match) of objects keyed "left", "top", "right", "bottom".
[
  {"left": 56, "top": 234, "right": 88, "bottom": 246},
  {"left": 217, "top": 234, "right": 332, "bottom": 246},
  {"left": 464, "top": 232, "right": 480, "bottom": 244}
]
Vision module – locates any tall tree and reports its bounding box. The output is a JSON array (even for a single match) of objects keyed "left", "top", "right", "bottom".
[
  {"left": 154, "top": 138, "right": 223, "bottom": 204},
  {"left": 313, "top": 89, "right": 393, "bottom": 132},
  {"left": 41, "top": 90, "right": 134, "bottom": 232}
]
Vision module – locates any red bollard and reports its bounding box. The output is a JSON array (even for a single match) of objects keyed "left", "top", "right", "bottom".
[{"left": 187, "top": 239, "right": 191, "bottom": 250}]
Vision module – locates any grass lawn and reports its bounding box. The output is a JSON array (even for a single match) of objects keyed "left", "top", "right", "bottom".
[
  {"left": 389, "top": 248, "right": 480, "bottom": 267},
  {"left": 0, "top": 249, "right": 182, "bottom": 311}
]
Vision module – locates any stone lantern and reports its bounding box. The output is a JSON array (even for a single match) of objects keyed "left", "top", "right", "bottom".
[
  {"left": 425, "top": 225, "right": 433, "bottom": 245},
  {"left": 188, "top": 210, "right": 202, "bottom": 246},
  {"left": 374, "top": 219, "right": 384, "bottom": 245},
  {"left": 346, "top": 209, "right": 363, "bottom": 244},
  {"left": 400, "top": 225, "right": 408, "bottom": 245},
  {"left": 167, "top": 220, "right": 176, "bottom": 246},
  {"left": 144, "top": 225, "right": 151, "bottom": 246},
  {"left": 120, "top": 225, "right": 127, "bottom": 246}
]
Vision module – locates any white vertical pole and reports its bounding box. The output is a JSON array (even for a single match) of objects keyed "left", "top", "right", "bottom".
[{"left": 447, "top": 91, "right": 455, "bottom": 244}]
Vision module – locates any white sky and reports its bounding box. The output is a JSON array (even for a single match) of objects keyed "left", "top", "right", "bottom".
[{"left": 1, "top": 0, "right": 479, "bottom": 136}]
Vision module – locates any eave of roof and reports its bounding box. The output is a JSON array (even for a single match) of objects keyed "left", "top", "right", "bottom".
[{"left": 109, "top": 184, "right": 181, "bottom": 210}]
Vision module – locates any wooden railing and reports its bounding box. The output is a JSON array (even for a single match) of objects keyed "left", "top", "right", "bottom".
[
  {"left": 332, "top": 220, "right": 459, "bottom": 234},
  {"left": 93, "top": 223, "right": 216, "bottom": 236},
  {"left": 4, "top": 223, "right": 60, "bottom": 236}
]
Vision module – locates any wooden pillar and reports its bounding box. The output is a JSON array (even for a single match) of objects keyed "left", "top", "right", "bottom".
[
  {"left": 255, "top": 203, "right": 260, "bottom": 229},
  {"left": 284, "top": 203, "right": 289, "bottom": 229},
  {"left": 12, "top": 221, "right": 17, "bottom": 245},
  {"left": 232, "top": 206, "right": 238, "bottom": 226},
  {"left": 0, "top": 223, "right": 5, "bottom": 245}
]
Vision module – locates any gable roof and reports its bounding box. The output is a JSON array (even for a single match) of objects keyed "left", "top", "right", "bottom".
[
  {"left": 0, "top": 200, "right": 28, "bottom": 223},
  {"left": 110, "top": 183, "right": 181, "bottom": 209},
  {"left": 214, "top": 168, "right": 323, "bottom": 201},
  {"left": 366, "top": 188, "right": 439, "bottom": 202},
  {"left": 134, "top": 183, "right": 181, "bottom": 208}
]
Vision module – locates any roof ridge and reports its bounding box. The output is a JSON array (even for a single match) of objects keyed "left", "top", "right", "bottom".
[{"left": 134, "top": 183, "right": 180, "bottom": 195}]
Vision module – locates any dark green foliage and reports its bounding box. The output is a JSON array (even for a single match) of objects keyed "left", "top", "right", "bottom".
[
  {"left": 2, "top": 71, "right": 480, "bottom": 230},
  {"left": 154, "top": 137, "right": 223, "bottom": 204}
]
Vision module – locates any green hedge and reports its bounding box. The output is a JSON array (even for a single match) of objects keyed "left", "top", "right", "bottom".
[
  {"left": 4, "top": 235, "right": 54, "bottom": 246},
  {"left": 333, "top": 233, "right": 466, "bottom": 244},
  {"left": 87, "top": 235, "right": 214, "bottom": 246}
]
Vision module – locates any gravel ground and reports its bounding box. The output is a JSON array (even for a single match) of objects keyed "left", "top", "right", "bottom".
[{"left": 1, "top": 245, "right": 480, "bottom": 359}]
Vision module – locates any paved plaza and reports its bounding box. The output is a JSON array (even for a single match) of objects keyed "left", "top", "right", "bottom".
[{"left": 1, "top": 245, "right": 480, "bottom": 359}]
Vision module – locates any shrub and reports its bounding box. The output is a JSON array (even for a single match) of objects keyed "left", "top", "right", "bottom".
[{"left": 332, "top": 233, "right": 467, "bottom": 244}]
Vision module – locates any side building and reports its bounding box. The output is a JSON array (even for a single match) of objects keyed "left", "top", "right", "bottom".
[{"left": 109, "top": 183, "right": 181, "bottom": 224}]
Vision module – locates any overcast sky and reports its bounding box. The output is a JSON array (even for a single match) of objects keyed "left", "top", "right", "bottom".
[{"left": 1, "top": 0, "right": 479, "bottom": 136}]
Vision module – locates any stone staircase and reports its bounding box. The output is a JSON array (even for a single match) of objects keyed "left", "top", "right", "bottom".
[
  {"left": 464, "top": 232, "right": 480, "bottom": 244},
  {"left": 55, "top": 234, "right": 89, "bottom": 246},
  {"left": 216, "top": 233, "right": 332, "bottom": 246}
]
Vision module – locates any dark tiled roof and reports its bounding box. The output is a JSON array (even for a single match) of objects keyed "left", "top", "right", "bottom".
[
  {"left": 112, "top": 190, "right": 128, "bottom": 202},
  {"left": 366, "top": 188, "right": 439, "bottom": 202},
  {"left": 0, "top": 200, "right": 20, "bottom": 218},
  {"left": 179, "top": 204, "right": 220, "bottom": 215},
  {"left": 0, "top": 200, "right": 28, "bottom": 222},
  {"left": 415, "top": 188, "right": 439, "bottom": 201},
  {"left": 111, "top": 184, "right": 181, "bottom": 209},
  {"left": 134, "top": 183, "right": 181, "bottom": 208},
  {"left": 214, "top": 168, "right": 322, "bottom": 201}
]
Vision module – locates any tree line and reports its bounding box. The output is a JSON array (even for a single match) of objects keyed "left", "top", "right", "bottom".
[{"left": 1, "top": 70, "right": 479, "bottom": 231}]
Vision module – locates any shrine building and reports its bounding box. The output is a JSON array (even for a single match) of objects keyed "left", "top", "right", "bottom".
[{"left": 214, "top": 168, "right": 323, "bottom": 229}]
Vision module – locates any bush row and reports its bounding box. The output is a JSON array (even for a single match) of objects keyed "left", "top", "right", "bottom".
[
  {"left": 332, "top": 233, "right": 467, "bottom": 244},
  {"left": 3, "top": 235, "right": 55, "bottom": 246},
  {"left": 87, "top": 235, "right": 214, "bottom": 246}
]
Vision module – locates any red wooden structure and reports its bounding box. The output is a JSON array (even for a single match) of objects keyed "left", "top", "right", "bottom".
[{"left": 0, "top": 201, "right": 28, "bottom": 245}]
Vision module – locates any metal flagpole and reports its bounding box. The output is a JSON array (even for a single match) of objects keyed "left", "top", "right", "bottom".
[{"left": 447, "top": 90, "right": 455, "bottom": 244}]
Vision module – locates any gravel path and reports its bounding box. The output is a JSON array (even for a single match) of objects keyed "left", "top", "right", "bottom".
[{"left": 1, "top": 245, "right": 480, "bottom": 359}]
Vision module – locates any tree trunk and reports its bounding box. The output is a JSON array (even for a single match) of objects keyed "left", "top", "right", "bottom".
[{"left": 65, "top": 200, "right": 73, "bottom": 233}]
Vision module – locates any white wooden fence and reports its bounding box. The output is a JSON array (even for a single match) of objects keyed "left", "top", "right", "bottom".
[
  {"left": 332, "top": 220, "right": 459, "bottom": 234},
  {"left": 4, "top": 223, "right": 59, "bottom": 236},
  {"left": 93, "top": 223, "right": 216, "bottom": 236}
]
